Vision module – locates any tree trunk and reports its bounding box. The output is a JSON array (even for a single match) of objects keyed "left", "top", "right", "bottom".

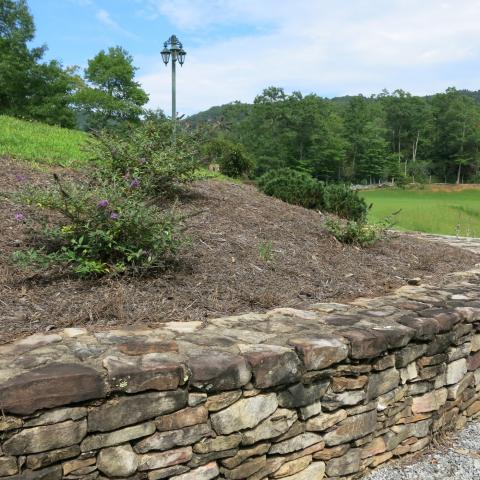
[
  {"left": 412, "top": 130, "right": 419, "bottom": 162},
  {"left": 398, "top": 127, "right": 402, "bottom": 164},
  {"left": 456, "top": 163, "right": 462, "bottom": 184}
]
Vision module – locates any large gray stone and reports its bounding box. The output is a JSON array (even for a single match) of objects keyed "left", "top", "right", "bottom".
[
  {"left": 289, "top": 336, "right": 349, "bottom": 370},
  {"left": 26, "top": 446, "right": 80, "bottom": 470},
  {"left": 446, "top": 358, "right": 467, "bottom": 385},
  {"left": 156, "top": 406, "right": 208, "bottom": 431},
  {"left": 88, "top": 390, "right": 187, "bottom": 432},
  {"left": 241, "top": 408, "right": 297, "bottom": 445},
  {"left": 221, "top": 443, "right": 270, "bottom": 469},
  {"left": 395, "top": 343, "right": 428, "bottom": 368},
  {"left": 205, "top": 391, "right": 242, "bottom": 412},
  {"left": 135, "top": 423, "right": 212, "bottom": 453},
  {"left": 277, "top": 381, "right": 329, "bottom": 408},
  {"left": 138, "top": 447, "right": 193, "bottom": 471},
  {"left": 148, "top": 465, "right": 190, "bottom": 480},
  {"left": 3, "top": 420, "right": 87, "bottom": 455},
  {"left": 322, "top": 389, "right": 366, "bottom": 411},
  {"left": 3, "top": 465, "right": 63, "bottom": 479},
  {"left": 194, "top": 434, "right": 242, "bottom": 454},
  {"left": 81, "top": 422, "right": 156, "bottom": 451},
  {"left": 366, "top": 368, "right": 400, "bottom": 400},
  {"left": 337, "top": 327, "right": 387, "bottom": 359},
  {"left": 306, "top": 409, "right": 347, "bottom": 432},
  {"left": 323, "top": 410, "right": 377, "bottom": 446},
  {"left": 98, "top": 444, "right": 138, "bottom": 477},
  {"left": 103, "top": 354, "right": 186, "bottom": 393},
  {"left": 170, "top": 462, "right": 220, "bottom": 480},
  {"left": 0, "top": 363, "right": 106, "bottom": 415},
  {"left": 0, "top": 456, "right": 18, "bottom": 476},
  {"left": 325, "top": 448, "right": 361, "bottom": 476},
  {"left": 239, "top": 345, "right": 302, "bottom": 388},
  {"left": 276, "top": 461, "right": 325, "bottom": 479},
  {"left": 210, "top": 394, "right": 278, "bottom": 435},
  {"left": 189, "top": 351, "right": 251, "bottom": 392},
  {"left": 221, "top": 455, "right": 266, "bottom": 480},
  {"left": 271, "top": 455, "right": 312, "bottom": 478},
  {"left": 269, "top": 433, "right": 324, "bottom": 455},
  {"left": 24, "top": 407, "right": 87, "bottom": 427}
]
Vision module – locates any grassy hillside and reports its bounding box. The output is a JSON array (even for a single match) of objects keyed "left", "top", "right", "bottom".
[
  {"left": 0, "top": 116, "right": 89, "bottom": 167},
  {"left": 362, "top": 186, "right": 480, "bottom": 237}
]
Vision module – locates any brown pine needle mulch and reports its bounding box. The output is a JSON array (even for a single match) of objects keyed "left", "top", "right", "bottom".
[{"left": 1, "top": 158, "right": 478, "bottom": 344}]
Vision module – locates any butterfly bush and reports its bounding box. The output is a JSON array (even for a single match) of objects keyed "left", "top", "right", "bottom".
[{"left": 13, "top": 119, "right": 199, "bottom": 276}]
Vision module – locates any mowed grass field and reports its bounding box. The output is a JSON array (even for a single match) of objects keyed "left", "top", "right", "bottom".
[
  {"left": 0, "top": 115, "right": 90, "bottom": 167},
  {"left": 361, "top": 186, "right": 480, "bottom": 237}
]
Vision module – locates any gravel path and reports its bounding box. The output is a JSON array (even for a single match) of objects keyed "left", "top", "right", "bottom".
[{"left": 365, "top": 421, "right": 480, "bottom": 480}]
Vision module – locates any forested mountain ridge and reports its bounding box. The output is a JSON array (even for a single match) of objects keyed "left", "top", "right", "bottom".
[{"left": 187, "top": 87, "right": 480, "bottom": 184}]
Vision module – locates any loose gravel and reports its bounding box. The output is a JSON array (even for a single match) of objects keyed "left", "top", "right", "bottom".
[{"left": 365, "top": 421, "right": 480, "bottom": 480}]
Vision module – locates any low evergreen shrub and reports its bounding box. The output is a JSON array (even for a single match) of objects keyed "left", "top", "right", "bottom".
[
  {"left": 323, "top": 184, "right": 370, "bottom": 222},
  {"left": 203, "top": 139, "right": 253, "bottom": 178},
  {"left": 257, "top": 168, "right": 325, "bottom": 209}
]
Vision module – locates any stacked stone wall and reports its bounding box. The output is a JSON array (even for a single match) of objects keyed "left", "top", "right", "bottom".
[{"left": 2, "top": 268, "right": 480, "bottom": 479}]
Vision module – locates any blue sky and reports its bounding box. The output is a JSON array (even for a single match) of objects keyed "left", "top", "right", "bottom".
[{"left": 29, "top": 0, "right": 480, "bottom": 115}]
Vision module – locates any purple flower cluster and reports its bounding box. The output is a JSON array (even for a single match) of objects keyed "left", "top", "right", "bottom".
[
  {"left": 97, "top": 200, "right": 120, "bottom": 220},
  {"left": 14, "top": 213, "right": 25, "bottom": 222},
  {"left": 129, "top": 179, "right": 140, "bottom": 189}
]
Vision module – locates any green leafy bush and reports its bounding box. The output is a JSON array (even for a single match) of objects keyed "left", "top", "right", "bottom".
[
  {"left": 16, "top": 175, "right": 182, "bottom": 276},
  {"left": 325, "top": 217, "right": 386, "bottom": 247},
  {"left": 257, "top": 168, "right": 325, "bottom": 209},
  {"left": 203, "top": 139, "right": 253, "bottom": 178},
  {"left": 323, "top": 184, "right": 369, "bottom": 222},
  {"left": 88, "top": 120, "right": 201, "bottom": 195}
]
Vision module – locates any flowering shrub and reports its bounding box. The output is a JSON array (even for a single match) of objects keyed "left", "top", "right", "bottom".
[
  {"left": 325, "top": 217, "right": 387, "bottom": 247},
  {"left": 16, "top": 176, "right": 182, "bottom": 276},
  {"left": 88, "top": 120, "right": 201, "bottom": 195}
]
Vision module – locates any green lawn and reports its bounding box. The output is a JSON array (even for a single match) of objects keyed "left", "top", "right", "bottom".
[
  {"left": 361, "top": 187, "right": 480, "bottom": 237},
  {"left": 0, "top": 115, "right": 90, "bottom": 167}
]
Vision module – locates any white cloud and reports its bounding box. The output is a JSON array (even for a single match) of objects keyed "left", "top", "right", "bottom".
[
  {"left": 136, "top": 0, "right": 480, "bottom": 114},
  {"left": 95, "top": 9, "right": 137, "bottom": 38}
]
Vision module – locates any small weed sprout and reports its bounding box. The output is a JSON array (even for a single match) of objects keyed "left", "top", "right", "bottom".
[{"left": 258, "top": 240, "right": 275, "bottom": 262}]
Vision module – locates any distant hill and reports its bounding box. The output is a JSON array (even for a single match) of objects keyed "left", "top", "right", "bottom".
[
  {"left": 186, "top": 90, "right": 480, "bottom": 126},
  {"left": 186, "top": 101, "right": 252, "bottom": 128}
]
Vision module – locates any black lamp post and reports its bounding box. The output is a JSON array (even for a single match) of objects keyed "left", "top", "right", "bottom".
[{"left": 161, "top": 35, "right": 186, "bottom": 139}]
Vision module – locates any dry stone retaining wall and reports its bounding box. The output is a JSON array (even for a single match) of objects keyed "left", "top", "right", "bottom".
[{"left": 2, "top": 268, "right": 480, "bottom": 479}]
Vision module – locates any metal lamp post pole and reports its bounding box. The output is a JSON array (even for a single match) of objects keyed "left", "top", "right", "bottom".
[
  {"left": 161, "top": 35, "right": 186, "bottom": 143},
  {"left": 171, "top": 49, "right": 176, "bottom": 124},
  {"left": 171, "top": 50, "right": 176, "bottom": 141}
]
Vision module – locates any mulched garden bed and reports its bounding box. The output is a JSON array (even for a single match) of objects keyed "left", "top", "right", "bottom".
[{"left": 1, "top": 157, "right": 478, "bottom": 344}]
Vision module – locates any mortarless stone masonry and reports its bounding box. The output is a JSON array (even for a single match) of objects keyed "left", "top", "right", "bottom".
[{"left": 2, "top": 268, "right": 480, "bottom": 478}]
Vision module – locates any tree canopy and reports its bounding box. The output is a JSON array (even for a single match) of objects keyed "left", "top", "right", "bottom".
[
  {"left": 75, "top": 46, "right": 149, "bottom": 130},
  {"left": 194, "top": 87, "right": 480, "bottom": 184}
]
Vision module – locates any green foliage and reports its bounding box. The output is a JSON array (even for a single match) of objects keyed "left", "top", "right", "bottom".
[
  {"left": 193, "top": 85, "right": 480, "bottom": 185},
  {"left": 0, "top": 0, "right": 79, "bottom": 127},
  {"left": 257, "top": 168, "right": 369, "bottom": 221},
  {"left": 325, "top": 217, "right": 386, "bottom": 247},
  {"left": 75, "top": 46, "right": 149, "bottom": 131},
  {"left": 0, "top": 115, "right": 89, "bottom": 166},
  {"left": 204, "top": 138, "right": 253, "bottom": 178},
  {"left": 257, "top": 168, "right": 325, "bottom": 209},
  {"left": 323, "top": 184, "right": 369, "bottom": 222},
  {"left": 87, "top": 120, "right": 201, "bottom": 195},
  {"left": 16, "top": 175, "right": 182, "bottom": 276},
  {"left": 258, "top": 240, "right": 275, "bottom": 262}
]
